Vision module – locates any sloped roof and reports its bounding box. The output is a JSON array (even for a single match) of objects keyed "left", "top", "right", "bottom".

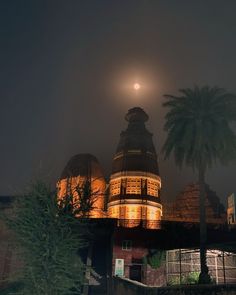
[{"left": 112, "top": 107, "right": 159, "bottom": 175}]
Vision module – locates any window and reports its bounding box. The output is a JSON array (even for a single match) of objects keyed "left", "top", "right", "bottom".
[
  {"left": 126, "top": 178, "right": 141, "bottom": 194},
  {"left": 147, "top": 179, "right": 158, "bottom": 197},
  {"left": 122, "top": 240, "right": 132, "bottom": 251},
  {"left": 110, "top": 180, "right": 121, "bottom": 196}
]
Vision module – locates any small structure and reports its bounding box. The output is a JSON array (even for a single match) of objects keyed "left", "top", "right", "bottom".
[
  {"left": 227, "top": 193, "right": 236, "bottom": 226},
  {"left": 163, "top": 183, "right": 226, "bottom": 224}
]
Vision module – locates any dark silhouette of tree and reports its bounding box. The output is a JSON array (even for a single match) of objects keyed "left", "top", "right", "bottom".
[
  {"left": 58, "top": 178, "right": 102, "bottom": 295},
  {"left": 162, "top": 86, "right": 236, "bottom": 283},
  {"left": 6, "top": 181, "right": 85, "bottom": 294},
  {"left": 60, "top": 177, "right": 101, "bottom": 218},
  {"left": 74, "top": 179, "right": 99, "bottom": 218}
]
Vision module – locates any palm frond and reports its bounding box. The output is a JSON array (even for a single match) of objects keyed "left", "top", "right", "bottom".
[{"left": 162, "top": 85, "right": 236, "bottom": 171}]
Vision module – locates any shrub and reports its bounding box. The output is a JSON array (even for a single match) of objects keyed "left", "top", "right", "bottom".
[{"left": 5, "top": 181, "right": 85, "bottom": 295}]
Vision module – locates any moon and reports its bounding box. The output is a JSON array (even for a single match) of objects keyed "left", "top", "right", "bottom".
[{"left": 134, "top": 83, "right": 140, "bottom": 90}]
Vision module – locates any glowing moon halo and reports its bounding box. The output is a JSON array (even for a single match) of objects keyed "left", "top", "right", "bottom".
[{"left": 133, "top": 83, "right": 141, "bottom": 90}]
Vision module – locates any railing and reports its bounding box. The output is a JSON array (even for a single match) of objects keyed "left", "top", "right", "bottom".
[{"left": 109, "top": 194, "right": 161, "bottom": 204}]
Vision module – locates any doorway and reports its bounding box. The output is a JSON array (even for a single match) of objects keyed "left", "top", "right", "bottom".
[{"left": 129, "top": 264, "right": 142, "bottom": 282}]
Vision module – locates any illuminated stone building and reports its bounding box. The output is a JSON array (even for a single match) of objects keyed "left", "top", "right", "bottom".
[
  {"left": 57, "top": 154, "right": 106, "bottom": 218},
  {"left": 108, "top": 107, "right": 162, "bottom": 229}
]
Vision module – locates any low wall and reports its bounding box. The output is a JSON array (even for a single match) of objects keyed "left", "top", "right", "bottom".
[{"left": 112, "top": 276, "right": 236, "bottom": 295}]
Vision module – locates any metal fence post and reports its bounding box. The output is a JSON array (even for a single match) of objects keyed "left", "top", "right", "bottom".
[
  {"left": 179, "top": 249, "right": 182, "bottom": 284},
  {"left": 222, "top": 251, "right": 226, "bottom": 284},
  {"left": 215, "top": 255, "right": 218, "bottom": 284}
]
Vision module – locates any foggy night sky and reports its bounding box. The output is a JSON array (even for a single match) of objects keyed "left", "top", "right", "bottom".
[{"left": 1, "top": 1, "right": 236, "bottom": 205}]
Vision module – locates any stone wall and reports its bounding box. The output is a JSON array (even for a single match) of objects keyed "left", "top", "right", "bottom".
[
  {"left": 112, "top": 276, "right": 236, "bottom": 295},
  {"left": 145, "top": 264, "right": 166, "bottom": 286}
]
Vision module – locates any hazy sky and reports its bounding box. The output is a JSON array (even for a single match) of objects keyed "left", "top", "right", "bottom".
[{"left": 1, "top": 1, "right": 236, "bottom": 205}]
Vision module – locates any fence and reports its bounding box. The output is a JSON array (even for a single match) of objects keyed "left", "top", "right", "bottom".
[{"left": 166, "top": 249, "right": 236, "bottom": 285}]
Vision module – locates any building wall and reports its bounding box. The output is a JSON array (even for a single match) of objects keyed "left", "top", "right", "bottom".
[{"left": 113, "top": 238, "right": 148, "bottom": 278}]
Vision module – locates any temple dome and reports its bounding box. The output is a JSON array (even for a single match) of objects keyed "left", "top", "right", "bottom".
[
  {"left": 57, "top": 153, "right": 106, "bottom": 218},
  {"left": 60, "top": 153, "right": 105, "bottom": 180}
]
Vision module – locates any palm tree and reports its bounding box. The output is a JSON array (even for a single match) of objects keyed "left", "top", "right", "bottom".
[{"left": 162, "top": 86, "right": 236, "bottom": 283}]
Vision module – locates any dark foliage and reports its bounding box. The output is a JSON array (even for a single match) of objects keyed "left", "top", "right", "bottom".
[{"left": 5, "top": 181, "right": 86, "bottom": 295}]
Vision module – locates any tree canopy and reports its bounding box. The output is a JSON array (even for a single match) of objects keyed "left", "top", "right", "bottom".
[
  {"left": 6, "top": 181, "right": 85, "bottom": 295},
  {"left": 162, "top": 86, "right": 236, "bottom": 171}
]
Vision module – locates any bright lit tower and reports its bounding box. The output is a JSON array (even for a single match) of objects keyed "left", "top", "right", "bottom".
[{"left": 107, "top": 107, "right": 162, "bottom": 229}]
